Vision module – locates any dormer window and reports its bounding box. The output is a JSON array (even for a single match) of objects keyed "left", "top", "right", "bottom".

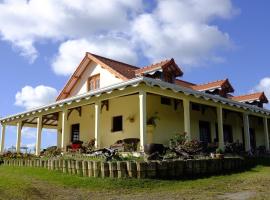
[{"left": 87, "top": 74, "right": 100, "bottom": 91}]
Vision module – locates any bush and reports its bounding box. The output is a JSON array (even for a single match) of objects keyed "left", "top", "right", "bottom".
[
  {"left": 169, "top": 133, "right": 185, "bottom": 149},
  {"left": 225, "top": 142, "right": 244, "bottom": 154},
  {"left": 40, "top": 146, "right": 62, "bottom": 157},
  {"left": 1, "top": 151, "right": 36, "bottom": 159}
]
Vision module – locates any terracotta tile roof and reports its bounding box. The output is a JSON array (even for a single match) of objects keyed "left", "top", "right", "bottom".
[
  {"left": 230, "top": 92, "right": 269, "bottom": 103},
  {"left": 191, "top": 79, "right": 234, "bottom": 93},
  {"left": 89, "top": 53, "right": 139, "bottom": 79},
  {"left": 175, "top": 79, "right": 195, "bottom": 89},
  {"left": 135, "top": 58, "right": 183, "bottom": 76},
  {"left": 57, "top": 52, "right": 141, "bottom": 101}
]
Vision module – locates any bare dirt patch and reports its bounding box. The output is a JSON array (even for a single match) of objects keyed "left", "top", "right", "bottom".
[{"left": 217, "top": 191, "right": 256, "bottom": 200}]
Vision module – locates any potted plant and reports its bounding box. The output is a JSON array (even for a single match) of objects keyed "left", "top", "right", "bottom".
[
  {"left": 147, "top": 112, "right": 160, "bottom": 127},
  {"left": 215, "top": 148, "right": 224, "bottom": 159}
]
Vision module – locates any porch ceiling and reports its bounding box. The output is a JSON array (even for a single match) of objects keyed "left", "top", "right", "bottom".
[{"left": 1, "top": 77, "right": 270, "bottom": 125}]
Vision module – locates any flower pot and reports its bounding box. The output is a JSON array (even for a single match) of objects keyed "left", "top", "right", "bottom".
[
  {"left": 210, "top": 153, "right": 216, "bottom": 159},
  {"left": 143, "top": 143, "right": 165, "bottom": 155},
  {"left": 215, "top": 153, "right": 224, "bottom": 159}
]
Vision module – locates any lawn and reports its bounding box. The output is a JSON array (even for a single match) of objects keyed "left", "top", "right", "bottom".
[{"left": 0, "top": 164, "right": 270, "bottom": 200}]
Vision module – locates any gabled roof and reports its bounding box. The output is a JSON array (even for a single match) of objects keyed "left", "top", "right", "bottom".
[
  {"left": 191, "top": 79, "right": 234, "bottom": 93},
  {"left": 135, "top": 58, "right": 183, "bottom": 77},
  {"left": 56, "top": 53, "right": 140, "bottom": 100},
  {"left": 88, "top": 53, "right": 139, "bottom": 79},
  {"left": 56, "top": 53, "right": 183, "bottom": 101},
  {"left": 230, "top": 92, "right": 269, "bottom": 103}
]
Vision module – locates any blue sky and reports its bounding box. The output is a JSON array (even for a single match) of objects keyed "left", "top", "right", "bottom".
[{"left": 0, "top": 0, "right": 269, "bottom": 151}]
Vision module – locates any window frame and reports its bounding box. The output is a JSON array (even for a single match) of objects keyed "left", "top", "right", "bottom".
[
  {"left": 71, "top": 123, "right": 80, "bottom": 142},
  {"left": 111, "top": 115, "right": 123, "bottom": 132},
  {"left": 87, "top": 74, "right": 100, "bottom": 92}
]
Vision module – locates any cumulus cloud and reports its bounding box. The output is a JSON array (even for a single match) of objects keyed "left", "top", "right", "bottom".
[
  {"left": 0, "top": 0, "right": 142, "bottom": 60},
  {"left": 132, "top": 0, "right": 236, "bottom": 66},
  {"left": 253, "top": 77, "right": 270, "bottom": 101},
  {"left": 0, "top": 0, "right": 237, "bottom": 75},
  {"left": 52, "top": 38, "right": 138, "bottom": 75},
  {"left": 15, "top": 85, "right": 58, "bottom": 110}
]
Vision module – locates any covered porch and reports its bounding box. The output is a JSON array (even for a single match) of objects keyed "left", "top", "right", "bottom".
[{"left": 0, "top": 78, "right": 270, "bottom": 155}]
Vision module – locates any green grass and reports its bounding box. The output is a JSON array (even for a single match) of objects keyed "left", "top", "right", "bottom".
[{"left": 0, "top": 164, "right": 270, "bottom": 199}]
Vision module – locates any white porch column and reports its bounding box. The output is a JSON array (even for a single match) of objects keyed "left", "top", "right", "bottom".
[
  {"left": 0, "top": 124, "right": 6, "bottom": 153},
  {"left": 57, "top": 129, "right": 62, "bottom": 148},
  {"left": 217, "top": 106, "right": 224, "bottom": 150},
  {"left": 16, "top": 121, "right": 22, "bottom": 153},
  {"left": 35, "top": 116, "right": 43, "bottom": 156},
  {"left": 139, "top": 91, "right": 147, "bottom": 150},
  {"left": 263, "top": 117, "right": 270, "bottom": 151},
  {"left": 183, "top": 98, "right": 191, "bottom": 141},
  {"left": 243, "top": 113, "right": 251, "bottom": 152},
  {"left": 57, "top": 113, "right": 62, "bottom": 148},
  {"left": 94, "top": 102, "right": 101, "bottom": 148},
  {"left": 61, "top": 109, "right": 69, "bottom": 152}
]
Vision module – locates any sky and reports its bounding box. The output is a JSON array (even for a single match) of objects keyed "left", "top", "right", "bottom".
[{"left": 0, "top": 0, "right": 270, "bottom": 151}]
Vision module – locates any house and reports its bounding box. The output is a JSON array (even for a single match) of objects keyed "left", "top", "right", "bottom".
[{"left": 0, "top": 52, "right": 270, "bottom": 155}]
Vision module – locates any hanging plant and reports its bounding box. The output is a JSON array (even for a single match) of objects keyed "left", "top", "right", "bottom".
[{"left": 147, "top": 112, "right": 160, "bottom": 127}]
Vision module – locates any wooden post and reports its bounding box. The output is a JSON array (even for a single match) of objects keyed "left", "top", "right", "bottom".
[
  {"left": 35, "top": 116, "right": 43, "bottom": 156},
  {"left": 16, "top": 121, "right": 22, "bottom": 153},
  {"left": 0, "top": 124, "right": 6, "bottom": 153},
  {"left": 217, "top": 106, "right": 224, "bottom": 150},
  {"left": 264, "top": 117, "right": 270, "bottom": 151},
  {"left": 61, "top": 110, "right": 69, "bottom": 152},
  {"left": 183, "top": 98, "right": 191, "bottom": 141},
  {"left": 94, "top": 102, "right": 101, "bottom": 148},
  {"left": 139, "top": 91, "right": 147, "bottom": 150},
  {"left": 243, "top": 113, "right": 251, "bottom": 152}
]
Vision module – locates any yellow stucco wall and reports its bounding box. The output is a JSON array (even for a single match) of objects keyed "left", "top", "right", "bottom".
[
  {"left": 65, "top": 104, "right": 95, "bottom": 144},
  {"left": 147, "top": 94, "right": 184, "bottom": 145},
  {"left": 62, "top": 92, "right": 266, "bottom": 149}
]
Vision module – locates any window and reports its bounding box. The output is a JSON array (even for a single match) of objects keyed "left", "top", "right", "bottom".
[
  {"left": 223, "top": 124, "right": 233, "bottom": 143},
  {"left": 71, "top": 124, "right": 80, "bottom": 142},
  {"left": 87, "top": 74, "right": 100, "bottom": 91},
  {"left": 199, "top": 121, "right": 211, "bottom": 143},
  {"left": 161, "top": 97, "right": 171, "bottom": 105},
  {"left": 112, "top": 116, "right": 123, "bottom": 132},
  {"left": 191, "top": 103, "right": 200, "bottom": 111}
]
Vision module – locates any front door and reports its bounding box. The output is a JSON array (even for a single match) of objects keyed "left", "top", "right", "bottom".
[
  {"left": 71, "top": 124, "right": 80, "bottom": 142},
  {"left": 199, "top": 121, "right": 211, "bottom": 144}
]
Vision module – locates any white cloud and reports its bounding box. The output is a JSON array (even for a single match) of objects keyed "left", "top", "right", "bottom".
[
  {"left": 24, "top": 143, "right": 36, "bottom": 149},
  {"left": 0, "top": 0, "right": 143, "bottom": 61},
  {"left": 132, "top": 0, "right": 236, "bottom": 66},
  {"left": 52, "top": 38, "right": 138, "bottom": 76},
  {"left": 0, "top": 0, "right": 237, "bottom": 75},
  {"left": 22, "top": 127, "right": 36, "bottom": 139},
  {"left": 253, "top": 77, "right": 270, "bottom": 101},
  {"left": 15, "top": 85, "right": 58, "bottom": 110}
]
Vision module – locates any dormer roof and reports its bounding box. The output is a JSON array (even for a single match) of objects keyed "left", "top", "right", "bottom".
[
  {"left": 230, "top": 92, "right": 269, "bottom": 104},
  {"left": 135, "top": 58, "right": 183, "bottom": 77},
  {"left": 191, "top": 79, "right": 234, "bottom": 93}
]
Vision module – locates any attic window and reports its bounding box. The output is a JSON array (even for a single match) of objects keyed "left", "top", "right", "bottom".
[{"left": 87, "top": 74, "right": 100, "bottom": 91}]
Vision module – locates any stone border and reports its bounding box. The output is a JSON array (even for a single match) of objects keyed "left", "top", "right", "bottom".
[{"left": 1, "top": 157, "right": 256, "bottom": 179}]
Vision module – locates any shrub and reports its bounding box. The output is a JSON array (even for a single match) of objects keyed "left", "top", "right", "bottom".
[{"left": 40, "top": 146, "right": 62, "bottom": 157}]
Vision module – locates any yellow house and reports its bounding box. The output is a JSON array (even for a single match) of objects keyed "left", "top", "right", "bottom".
[{"left": 0, "top": 52, "right": 270, "bottom": 155}]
